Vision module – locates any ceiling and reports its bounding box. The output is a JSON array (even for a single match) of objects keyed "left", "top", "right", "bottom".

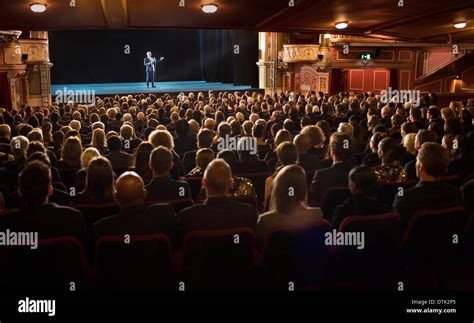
[{"left": 0, "top": 0, "right": 473, "bottom": 43}]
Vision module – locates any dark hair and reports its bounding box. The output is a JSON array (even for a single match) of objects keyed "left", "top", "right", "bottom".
[
  {"left": 19, "top": 160, "right": 51, "bottom": 204},
  {"left": 349, "top": 165, "right": 377, "bottom": 194},
  {"left": 83, "top": 157, "right": 115, "bottom": 201},
  {"left": 276, "top": 142, "right": 298, "bottom": 166},
  {"left": 252, "top": 124, "right": 265, "bottom": 139},
  {"left": 150, "top": 146, "right": 172, "bottom": 174},
  {"left": 416, "top": 129, "right": 438, "bottom": 147},
  {"left": 107, "top": 135, "right": 122, "bottom": 151},
  {"left": 175, "top": 119, "right": 190, "bottom": 137},
  {"left": 418, "top": 142, "right": 449, "bottom": 177},
  {"left": 378, "top": 137, "right": 405, "bottom": 163},
  {"left": 134, "top": 141, "right": 154, "bottom": 171},
  {"left": 197, "top": 129, "right": 213, "bottom": 149},
  {"left": 329, "top": 132, "right": 354, "bottom": 162},
  {"left": 216, "top": 150, "right": 238, "bottom": 175}
]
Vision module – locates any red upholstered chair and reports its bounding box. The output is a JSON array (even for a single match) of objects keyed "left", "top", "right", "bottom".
[
  {"left": 73, "top": 203, "right": 120, "bottom": 229},
  {"left": 0, "top": 236, "right": 91, "bottom": 290},
  {"left": 329, "top": 212, "right": 401, "bottom": 290},
  {"left": 94, "top": 233, "right": 173, "bottom": 290},
  {"left": 376, "top": 180, "right": 417, "bottom": 206},
  {"left": 146, "top": 198, "right": 194, "bottom": 214},
  {"left": 182, "top": 227, "right": 257, "bottom": 290},
  {"left": 262, "top": 220, "right": 330, "bottom": 290}
]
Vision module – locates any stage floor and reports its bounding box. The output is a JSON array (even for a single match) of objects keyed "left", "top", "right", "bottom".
[{"left": 52, "top": 81, "right": 254, "bottom": 96}]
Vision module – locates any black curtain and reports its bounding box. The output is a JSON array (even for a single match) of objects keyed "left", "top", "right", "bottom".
[{"left": 199, "top": 30, "right": 258, "bottom": 87}]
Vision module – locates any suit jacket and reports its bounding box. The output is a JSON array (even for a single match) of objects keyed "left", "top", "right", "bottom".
[
  {"left": 0, "top": 202, "right": 85, "bottom": 241},
  {"left": 310, "top": 162, "right": 352, "bottom": 206},
  {"left": 178, "top": 196, "right": 257, "bottom": 244},
  {"left": 174, "top": 135, "right": 197, "bottom": 156},
  {"left": 93, "top": 204, "right": 176, "bottom": 242},
  {"left": 404, "top": 159, "right": 417, "bottom": 181},
  {"left": 393, "top": 180, "right": 462, "bottom": 230},
  {"left": 144, "top": 57, "right": 157, "bottom": 72},
  {"left": 461, "top": 178, "right": 474, "bottom": 215},
  {"left": 145, "top": 175, "right": 191, "bottom": 202},
  {"left": 332, "top": 194, "right": 392, "bottom": 230},
  {"left": 298, "top": 154, "right": 322, "bottom": 171},
  {"left": 104, "top": 150, "right": 133, "bottom": 169}
]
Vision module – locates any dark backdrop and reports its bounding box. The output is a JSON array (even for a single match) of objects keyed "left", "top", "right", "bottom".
[{"left": 49, "top": 29, "right": 258, "bottom": 87}]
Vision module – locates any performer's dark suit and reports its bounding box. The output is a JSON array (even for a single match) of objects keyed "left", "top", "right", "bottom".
[{"left": 144, "top": 56, "right": 157, "bottom": 87}]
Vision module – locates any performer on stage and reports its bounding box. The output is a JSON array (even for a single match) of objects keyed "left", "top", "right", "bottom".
[{"left": 144, "top": 51, "right": 164, "bottom": 88}]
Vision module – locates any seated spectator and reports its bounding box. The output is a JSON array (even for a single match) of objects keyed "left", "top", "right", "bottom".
[
  {"left": 146, "top": 146, "right": 191, "bottom": 202},
  {"left": 182, "top": 128, "right": 213, "bottom": 174},
  {"left": 133, "top": 141, "right": 154, "bottom": 183},
  {"left": 0, "top": 161, "right": 85, "bottom": 240},
  {"left": 294, "top": 133, "right": 321, "bottom": 171},
  {"left": 373, "top": 137, "right": 407, "bottom": 182},
  {"left": 178, "top": 159, "right": 257, "bottom": 242},
  {"left": 311, "top": 133, "right": 354, "bottom": 205},
  {"left": 174, "top": 119, "right": 197, "bottom": 156},
  {"left": 186, "top": 148, "right": 214, "bottom": 177},
  {"left": 332, "top": 166, "right": 392, "bottom": 230},
  {"left": 120, "top": 123, "right": 142, "bottom": 151},
  {"left": 74, "top": 147, "right": 100, "bottom": 191},
  {"left": 237, "top": 137, "right": 268, "bottom": 174},
  {"left": 252, "top": 123, "right": 271, "bottom": 154},
  {"left": 148, "top": 129, "right": 183, "bottom": 178},
  {"left": 265, "top": 142, "right": 299, "bottom": 206},
  {"left": 57, "top": 136, "right": 82, "bottom": 169},
  {"left": 393, "top": 142, "right": 462, "bottom": 230},
  {"left": 362, "top": 132, "right": 386, "bottom": 167},
  {"left": 104, "top": 135, "right": 133, "bottom": 169},
  {"left": 91, "top": 128, "right": 108, "bottom": 154},
  {"left": 461, "top": 178, "right": 474, "bottom": 215},
  {"left": 93, "top": 171, "right": 176, "bottom": 240},
  {"left": 74, "top": 157, "right": 116, "bottom": 205},
  {"left": 257, "top": 165, "right": 323, "bottom": 248},
  {"left": 404, "top": 129, "right": 438, "bottom": 180}
]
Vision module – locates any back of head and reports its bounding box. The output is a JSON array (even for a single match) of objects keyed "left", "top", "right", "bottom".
[
  {"left": 107, "top": 135, "right": 122, "bottom": 152},
  {"left": 196, "top": 148, "right": 215, "bottom": 170},
  {"left": 378, "top": 137, "right": 405, "bottom": 163},
  {"left": 19, "top": 160, "right": 51, "bottom": 205},
  {"left": 115, "top": 171, "right": 146, "bottom": 207},
  {"left": 148, "top": 129, "right": 174, "bottom": 149},
  {"left": 276, "top": 142, "right": 298, "bottom": 166},
  {"left": 216, "top": 150, "right": 238, "bottom": 173},
  {"left": 203, "top": 159, "right": 232, "bottom": 196},
  {"left": 270, "top": 165, "right": 307, "bottom": 214},
  {"left": 85, "top": 156, "right": 115, "bottom": 199},
  {"left": 417, "top": 142, "right": 449, "bottom": 178},
  {"left": 416, "top": 129, "right": 437, "bottom": 148},
  {"left": 175, "top": 119, "right": 190, "bottom": 137},
  {"left": 150, "top": 145, "right": 172, "bottom": 175},
  {"left": 329, "top": 132, "right": 354, "bottom": 162},
  {"left": 293, "top": 133, "right": 311, "bottom": 154},
  {"left": 349, "top": 166, "right": 377, "bottom": 195}
]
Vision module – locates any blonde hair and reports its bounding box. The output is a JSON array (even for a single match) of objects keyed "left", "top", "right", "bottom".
[
  {"left": 402, "top": 133, "right": 417, "bottom": 155},
  {"left": 148, "top": 129, "right": 175, "bottom": 149},
  {"left": 81, "top": 147, "right": 100, "bottom": 168}
]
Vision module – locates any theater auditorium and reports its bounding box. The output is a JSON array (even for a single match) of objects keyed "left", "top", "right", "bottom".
[{"left": 0, "top": 0, "right": 473, "bottom": 319}]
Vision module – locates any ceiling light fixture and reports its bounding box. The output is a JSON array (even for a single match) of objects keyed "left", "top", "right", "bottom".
[
  {"left": 324, "top": 34, "right": 331, "bottom": 39},
  {"left": 335, "top": 21, "right": 349, "bottom": 29},
  {"left": 201, "top": 4, "right": 218, "bottom": 13},
  {"left": 30, "top": 3, "right": 47, "bottom": 13},
  {"left": 454, "top": 22, "right": 467, "bottom": 29}
]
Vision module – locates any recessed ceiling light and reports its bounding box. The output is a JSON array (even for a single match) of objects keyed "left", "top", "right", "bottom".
[
  {"left": 335, "top": 21, "right": 349, "bottom": 29},
  {"left": 454, "top": 22, "right": 467, "bottom": 29},
  {"left": 201, "top": 4, "right": 218, "bottom": 14},
  {"left": 324, "top": 34, "right": 331, "bottom": 39},
  {"left": 30, "top": 3, "right": 47, "bottom": 13}
]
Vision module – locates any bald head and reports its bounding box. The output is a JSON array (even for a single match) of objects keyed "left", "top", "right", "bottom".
[
  {"left": 115, "top": 171, "right": 147, "bottom": 207},
  {"left": 203, "top": 159, "right": 233, "bottom": 196}
]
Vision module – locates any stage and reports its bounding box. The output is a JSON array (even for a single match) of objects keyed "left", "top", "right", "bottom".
[{"left": 51, "top": 81, "right": 259, "bottom": 97}]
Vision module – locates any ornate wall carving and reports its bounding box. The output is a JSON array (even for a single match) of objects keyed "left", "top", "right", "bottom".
[{"left": 283, "top": 44, "right": 319, "bottom": 62}]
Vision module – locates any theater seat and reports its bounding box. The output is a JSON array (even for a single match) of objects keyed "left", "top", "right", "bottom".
[
  {"left": 402, "top": 206, "right": 466, "bottom": 269},
  {"left": 438, "top": 175, "right": 460, "bottom": 187},
  {"left": 146, "top": 198, "right": 194, "bottom": 213},
  {"left": 0, "top": 236, "right": 91, "bottom": 290},
  {"left": 329, "top": 212, "right": 401, "bottom": 290},
  {"left": 320, "top": 187, "right": 352, "bottom": 221},
  {"left": 94, "top": 233, "right": 173, "bottom": 290},
  {"left": 182, "top": 227, "right": 257, "bottom": 290},
  {"left": 74, "top": 203, "right": 120, "bottom": 229},
  {"left": 262, "top": 220, "right": 330, "bottom": 290}
]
